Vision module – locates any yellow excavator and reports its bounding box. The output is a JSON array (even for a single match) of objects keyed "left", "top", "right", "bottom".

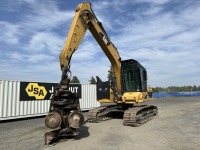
[{"left": 44, "top": 2, "right": 157, "bottom": 144}]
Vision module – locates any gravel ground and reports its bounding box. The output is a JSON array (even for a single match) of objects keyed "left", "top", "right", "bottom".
[{"left": 0, "top": 97, "right": 200, "bottom": 150}]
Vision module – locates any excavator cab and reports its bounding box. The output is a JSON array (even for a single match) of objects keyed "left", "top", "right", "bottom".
[
  {"left": 97, "top": 59, "right": 148, "bottom": 101},
  {"left": 121, "top": 59, "right": 147, "bottom": 93}
]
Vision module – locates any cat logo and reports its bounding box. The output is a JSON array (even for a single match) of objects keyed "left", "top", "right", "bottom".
[
  {"left": 99, "top": 32, "right": 110, "bottom": 46},
  {"left": 25, "top": 83, "right": 47, "bottom": 100}
]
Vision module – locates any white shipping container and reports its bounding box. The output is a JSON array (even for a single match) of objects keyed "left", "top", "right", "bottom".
[
  {"left": 80, "top": 84, "right": 100, "bottom": 110},
  {"left": 0, "top": 80, "right": 100, "bottom": 121}
]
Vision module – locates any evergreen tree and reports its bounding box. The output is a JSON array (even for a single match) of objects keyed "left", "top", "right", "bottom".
[
  {"left": 107, "top": 66, "right": 114, "bottom": 81},
  {"left": 193, "top": 85, "right": 197, "bottom": 91},
  {"left": 70, "top": 76, "right": 80, "bottom": 83},
  {"left": 89, "top": 76, "right": 96, "bottom": 84},
  {"left": 198, "top": 86, "right": 200, "bottom": 91}
]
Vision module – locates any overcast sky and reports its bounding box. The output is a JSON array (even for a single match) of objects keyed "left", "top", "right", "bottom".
[{"left": 0, "top": 0, "right": 200, "bottom": 87}]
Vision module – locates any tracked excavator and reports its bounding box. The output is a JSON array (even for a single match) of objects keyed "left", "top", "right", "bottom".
[{"left": 44, "top": 2, "right": 157, "bottom": 144}]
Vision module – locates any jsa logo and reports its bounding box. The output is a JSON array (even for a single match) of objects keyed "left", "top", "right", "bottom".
[{"left": 25, "top": 83, "right": 47, "bottom": 100}]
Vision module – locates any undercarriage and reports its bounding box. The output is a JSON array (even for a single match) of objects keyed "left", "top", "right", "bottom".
[{"left": 87, "top": 104, "right": 158, "bottom": 126}]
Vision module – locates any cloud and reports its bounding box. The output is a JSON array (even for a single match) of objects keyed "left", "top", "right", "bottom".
[
  {"left": 1, "top": 0, "right": 200, "bottom": 87},
  {"left": 0, "top": 22, "right": 20, "bottom": 44},
  {"left": 21, "top": 1, "right": 74, "bottom": 31},
  {"left": 6, "top": 51, "right": 24, "bottom": 62},
  {"left": 0, "top": 52, "right": 60, "bottom": 82},
  {"left": 25, "top": 31, "right": 65, "bottom": 55},
  {"left": 101, "top": 1, "right": 200, "bottom": 87},
  {"left": 134, "top": 0, "right": 170, "bottom": 5},
  {"left": 72, "top": 38, "right": 100, "bottom": 60},
  {"left": 5, "top": 51, "right": 56, "bottom": 63},
  {"left": 70, "top": 57, "right": 110, "bottom": 82}
]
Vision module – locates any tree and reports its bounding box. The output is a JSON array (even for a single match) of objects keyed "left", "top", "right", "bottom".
[
  {"left": 152, "top": 85, "right": 200, "bottom": 92},
  {"left": 107, "top": 66, "right": 114, "bottom": 81},
  {"left": 70, "top": 76, "right": 80, "bottom": 83},
  {"left": 89, "top": 76, "right": 96, "bottom": 84},
  {"left": 193, "top": 85, "right": 197, "bottom": 91}
]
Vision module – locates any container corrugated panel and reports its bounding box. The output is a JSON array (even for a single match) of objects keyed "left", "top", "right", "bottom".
[
  {"left": 0, "top": 80, "right": 100, "bottom": 121},
  {"left": 80, "top": 84, "right": 100, "bottom": 110},
  {"left": 0, "top": 80, "right": 50, "bottom": 121}
]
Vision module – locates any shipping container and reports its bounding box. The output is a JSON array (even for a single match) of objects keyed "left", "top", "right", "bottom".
[
  {"left": 80, "top": 84, "right": 99, "bottom": 110},
  {"left": 0, "top": 80, "right": 100, "bottom": 121}
]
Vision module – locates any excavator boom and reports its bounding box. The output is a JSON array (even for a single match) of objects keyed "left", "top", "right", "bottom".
[{"left": 60, "top": 2, "right": 121, "bottom": 97}]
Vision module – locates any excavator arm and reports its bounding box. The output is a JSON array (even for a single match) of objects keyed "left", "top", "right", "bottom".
[{"left": 60, "top": 2, "right": 121, "bottom": 97}]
